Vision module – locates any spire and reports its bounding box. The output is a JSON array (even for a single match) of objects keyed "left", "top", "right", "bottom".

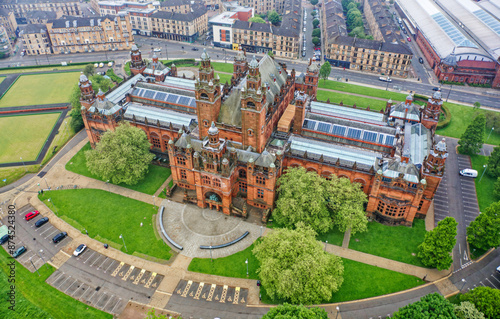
[
  {"left": 79, "top": 71, "right": 88, "bottom": 83},
  {"left": 249, "top": 55, "right": 259, "bottom": 69},
  {"left": 201, "top": 48, "right": 210, "bottom": 61}
]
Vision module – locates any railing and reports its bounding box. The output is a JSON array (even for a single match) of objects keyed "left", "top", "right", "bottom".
[
  {"left": 199, "top": 231, "right": 249, "bottom": 250},
  {"left": 159, "top": 206, "right": 183, "bottom": 250}
]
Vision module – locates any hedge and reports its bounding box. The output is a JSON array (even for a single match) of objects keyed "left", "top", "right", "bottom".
[
  {"left": 106, "top": 68, "right": 123, "bottom": 83},
  {"left": 439, "top": 80, "right": 465, "bottom": 86},
  {"left": 437, "top": 104, "right": 451, "bottom": 129},
  {"left": 0, "top": 61, "right": 111, "bottom": 72}
]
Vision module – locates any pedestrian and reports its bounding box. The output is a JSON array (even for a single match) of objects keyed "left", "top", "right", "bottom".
[
  {"left": 423, "top": 275, "right": 427, "bottom": 281},
  {"left": 41, "top": 189, "right": 44, "bottom": 195}
]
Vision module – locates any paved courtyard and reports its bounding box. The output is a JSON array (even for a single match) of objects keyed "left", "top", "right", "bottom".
[{"left": 160, "top": 200, "right": 263, "bottom": 258}]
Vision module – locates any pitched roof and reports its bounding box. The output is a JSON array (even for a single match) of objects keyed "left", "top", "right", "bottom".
[
  {"left": 232, "top": 20, "right": 272, "bottom": 33},
  {"left": 48, "top": 15, "right": 119, "bottom": 28},
  {"left": 20, "top": 23, "right": 47, "bottom": 34},
  {"left": 151, "top": 7, "right": 207, "bottom": 22},
  {"left": 25, "top": 10, "right": 57, "bottom": 20},
  {"left": 333, "top": 35, "right": 413, "bottom": 55}
]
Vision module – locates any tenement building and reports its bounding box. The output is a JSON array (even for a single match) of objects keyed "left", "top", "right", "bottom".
[
  {"left": 0, "top": 0, "right": 81, "bottom": 18},
  {"left": 150, "top": 5, "right": 208, "bottom": 42},
  {"left": 19, "top": 23, "right": 51, "bottom": 55},
  {"left": 238, "top": 0, "right": 285, "bottom": 14},
  {"left": 80, "top": 46, "right": 448, "bottom": 226}
]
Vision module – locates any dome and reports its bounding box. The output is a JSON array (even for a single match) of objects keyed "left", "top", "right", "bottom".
[
  {"left": 442, "top": 53, "right": 457, "bottom": 67},
  {"left": 257, "top": 88, "right": 262, "bottom": 95},
  {"left": 406, "top": 93, "right": 413, "bottom": 101},
  {"left": 270, "top": 163, "right": 276, "bottom": 168},
  {"left": 420, "top": 179, "right": 427, "bottom": 185},
  {"left": 248, "top": 157, "right": 254, "bottom": 163},
  {"left": 388, "top": 99, "right": 392, "bottom": 104},
  {"left": 152, "top": 53, "right": 158, "bottom": 59},
  {"left": 276, "top": 150, "right": 283, "bottom": 156},
  {"left": 236, "top": 49, "right": 246, "bottom": 61},
  {"left": 432, "top": 90, "right": 442, "bottom": 100},
  {"left": 222, "top": 158, "right": 229, "bottom": 165},
  {"left": 208, "top": 121, "right": 219, "bottom": 135},
  {"left": 377, "top": 169, "right": 383, "bottom": 175},
  {"left": 201, "top": 48, "right": 210, "bottom": 60},
  {"left": 193, "top": 151, "right": 199, "bottom": 157},
  {"left": 249, "top": 55, "right": 259, "bottom": 68},
  {"left": 308, "top": 62, "right": 319, "bottom": 72},
  {"left": 186, "top": 143, "right": 192, "bottom": 149},
  {"left": 209, "top": 79, "right": 213, "bottom": 86},
  {"left": 79, "top": 72, "right": 88, "bottom": 83},
  {"left": 168, "top": 139, "right": 174, "bottom": 144},
  {"left": 131, "top": 44, "right": 138, "bottom": 51}
]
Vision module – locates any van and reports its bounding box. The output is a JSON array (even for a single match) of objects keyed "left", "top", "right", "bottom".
[{"left": 460, "top": 169, "right": 478, "bottom": 178}]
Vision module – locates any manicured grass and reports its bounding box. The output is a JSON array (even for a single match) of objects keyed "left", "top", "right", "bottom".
[
  {"left": 318, "top": 80, "right": 408, "bottom": 101},
  {"left": 211, "top": 62, "right": 234, "bottom": 73},
  {"left": 0, "top": 112, "right": 61, "bottom": 163},
  {"left": 0, "top": 65, "right": 84, "bottom": 74},
  {"left": 470, "top": 154, "right": 498, "bottom": 212},
  {"left": 0, "top": 72, "right": 80, "bottom": 107},
  {"left": 41, "top": 116, "right": 75, "bottom": 164},
  {"left": 0, "top": 76, "right": 4, "bottom": 83},
  {"left": 316, "top": 90, "right": 388, "bottom": 111},
  {"left": 436, "top": 103, "right": 500, "bottom": 146},
  {"left": 317, "top": 227, "right": 345, "bottom": 246},
  {"left": 216, "top": 72, "right": 232, "bottom": 84},
  {"left": 124, "top": 62, "right": 131, "bottom": 76},
  {"left": 0, "top": 244, "right": 111, "bottom": 319},
  {"left": 348, "top": 219, "right": 427, "bottom": 267},
  {"left": 39, "top": 189, "right": 172, "bottom": 260},
  {"left": 65, "top": 142, "right": 171, "bottom": 195}
]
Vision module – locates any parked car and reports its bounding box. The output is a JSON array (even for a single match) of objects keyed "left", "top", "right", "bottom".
[
  {"left": 153, "top": 48, "right": 161, "bottom": 52},
  {"left": 303, "top": 27, "right": 306, "bottom": 32},
  {"left": 191, "top": 47, "right": 199, "bottom": 51},
  {"left": 12, "top": 246, "right": 27, "bottom": 258},
  {"left": 460, "top": 169, "right": 478, "bottom": 178},
  {"left": 52, "top": 232, "right": 68, "bottom": 244},
  {"left": 73, "top": 244, "right": 87, "bottom": 257},
  {"left": 302, "top": 51, "right": 306, "bottom": 57},
  {"left": 35, "top": 217, "right": 49, "bottom": 228},
  {"left": 379, "top": 76, "right": 392, "bottom": 82},
  {"left": 497, "top": 265, "right": 500, "bottom": 274},
  {"left": 0, "top": 234, "right": 9, "bottom": 245},
  {"left": 407, "top": 37, "right": 411, "bottom": 42},
  {"left": 432, "top": 87, "right": 440, "bottom": 91},
  {"left": 25, "top": 211, "right": 39, "bottom": 221},
  {"left": 419, "top": 57, "right": 424, "bottom": 64}
]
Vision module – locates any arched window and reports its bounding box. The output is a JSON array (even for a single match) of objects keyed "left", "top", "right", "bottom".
[
  {"left": 247, "top": 101, "right": 255, "bottom": 108},
  {"left": 200, "top": 93, "right": 209, "bottom": 100},
  {"left": 239, "top": 169, "right": 247, "bottom": 179}
]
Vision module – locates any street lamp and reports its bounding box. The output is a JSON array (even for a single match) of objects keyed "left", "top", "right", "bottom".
[
  {"left": 106, "top": 180, "right": 111, "bottom": 193},
  {"left": 119, "top": 234, "right": 128, "bottom": 252},
  {"left": 165, "top": 44, "right": 169, "bottom": 60},
  {"left": 38, "top": 249, "right": 48, "bottom": 269},
  {"left": 152, "top": 195, "right": 156, "bottom": 208},
  {"left": 245, "top": 258, "right": 249, "bottom": 277},
  {"left": 44, "top": 177, "right": 50, "bottom": 189},
  {"left": 460, "top": 278, "right": 467, "bottom": 291},
  {"left": 223, "top": 48, "right": 226, "bottom": 63},
  {"left": 325, "top": 240, "right": 328, "bottom": 251},
  {"left": 335, "top": 306, "right": 340, "bottom": 319},
  {"left": 260, "top": 225, "right": 263, "bottom": 237},
  {"left": 487, "top": 127, "right": 494, "bottom": 142},
  {"left": 30, "top": 257, "right": 40, "bottom": 276},
  {"left": 479, "top": 164, "right": 488, "bottom": 182},
  {"left": 20, "top": 157, "right": 27, "bottom": 172},
  {"left": 446, "top": 85, "right": 453, "bottom": 102}
]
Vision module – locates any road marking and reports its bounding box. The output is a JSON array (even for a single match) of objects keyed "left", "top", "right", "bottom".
[
  {"left": 45, "top": 230, "right": 59, "bottom": 240},
  {"left": 121, "top": 265, "right": 135, "bottom": 281},
  {"left": 486, "top": 278, "right": 498, "bottom": 289},
  {"left": 96, "top": 292, "right": 107, "bottom": 307},
  {"left": 103, "top": 294, "right": 114, "bottom": 310},
  {"left": 181, "top": 280, "right": 193, "bottom": 297},
  {"left": 220, "top": 285, "right": 228, "bottom": 303},
  {"left": 57, "top": 275, "right": 71, "bottom": 289},
  {"left": 133, "top": 269, "right": 146, "bottom": 285},
  {"left": 194, "top": 282, "right": 204, "bottom": 299},
  {"left": 97, "top": 257, "right": 108, "bottom": 270},
  {"left": 111, "top": 298, "right": 122, "bottom": 314},
  {"left": 233, "top": 287, "right": 240, "bottom": 305},
  {"left": 65, "top": 279, "right": 77, "bottom": 293},
  {"left": 111, "top": 262, "right": 124, "bottom": 277},
  {"left": 91, "top": 255, "right": 103, "bottom": 267},
  {"left": 104, "top": 260, "right": 117, "bottom": 273},
  {"left": 206, "top": 283, "right": 216, "bottom": 301},
  {"left": 72, "top": 283, "right": 85, "bottom": 297},
  {"left": 84, "top": 251, "right": 96, "bottom": 264},
  {"left": 48, "top": 271, "right": 64, "bottom": 285},
  {"left": 144, "top": 272, "right": 156, "bottom": 288}
]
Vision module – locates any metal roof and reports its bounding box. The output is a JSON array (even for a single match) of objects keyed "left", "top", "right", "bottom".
[
  {"left": 310, "top": 101, "right": 386, "bottom": 125},
  {"left": 131, "top": 87, "right": 196, "bottom": 108},
  {"left": 162, "top": 76, "right": 195, "bottom": 90},
  {"left": 409, "top": 123, "right": 430, "bottom": 166},
  {"left": 124, "top": 102, "right": 196, "bottom": 127},
  {"left": 106, "top": 74, "right": 144, "bottom": 104},
  {"left": 383, "top": 169, "right": 419, "bottom": 183}
]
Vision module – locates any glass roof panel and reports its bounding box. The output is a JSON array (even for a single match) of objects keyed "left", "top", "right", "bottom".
[
  {"left": 431, "top": 13, "right": 478, "bottom": 48},
  {"left": 474, "top": 10, "right": 500, "bottom": 36}
]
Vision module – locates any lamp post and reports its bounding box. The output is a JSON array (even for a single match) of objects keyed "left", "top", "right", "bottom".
[
  {"left": 245, "top": 258, "right": 249, "bottom": 277},
  {"left": 152, "top": 195, "right": 156, "bottom": 208},
  {"left": 38, "top": 249, "right": 48, "bottom": 269},
  {"left": 20, "top": 157, "right": 27, "bottom": 172},
  {"left": 325, "top": 240, "right": 328, "bottom": 251},
  {"left": 385, "top": 78, "right": 390, "bottom": 91},
  {"left": 446, "top": 85, "right": 453, "bottom": 102},
  {"left": 223, "top": 48, "right": 226, "bottom": 63},
  {"left": 487, "top": 127, "right": 494, "bottom": 142},
  {"left": 30, "top": 257, "right": 40, "bottom": 276},
  {"left": 460, "top": 278, "right": 467, "bottom": 291},
  {"left": 165, "top": 44, "right": 169, "bottom": 60},
  {"left": 335, "top": 306, "right": 340, "bottom": 319},
  {"left": 119, "top": 234, "right": 128, "bottom": 252},
  {"left": 479, "top": 164, "right": 488, "bottom": 182},
  {"left": 106, "top": 180, "right": 111, "bottom": 193},
  {"left": 44, "top": 177, "right": 50, "bottom": 189},
  {"left": 260, "top": 225, "right": 263, "bottom": 237}
]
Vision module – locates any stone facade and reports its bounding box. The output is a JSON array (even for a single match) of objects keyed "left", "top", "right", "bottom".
[{"left": 0, "top": 0, "right": 81, "bottom": 18}]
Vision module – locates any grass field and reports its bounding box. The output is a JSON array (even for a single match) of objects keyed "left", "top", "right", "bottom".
[
  {"left": 316, "top": 90, "right": 388, "bottom": 111},
  {"left": 470, "top": 154, "right": 498, "bottom": 212},
  {"left": 0, "top": 245, "right": 111, "bottom": 319},
  {"left": 0, "top": 65, "right": 84, "bottom": 75},
  {"left": 317, "top": 226, "right": 345, "bottom": 246},
  {"left": 211, "top": 62, "right": 234, "bottom": 74},
  {"left": 39, "top": 189, "right": 172, "bottom": 261},
  {"left": 0, "top": 72, "right": 80, "bottom": 107},
  {"left": 318, "top": 80, "right": 408, "bottom": 101},
  {"left": 66, "top": 142, "right": 171, "bottom": 195},
  {"left": 348, "top": 219, "right": 427, "bottom": 267},
  {"left": 216, "top": 73, "right": 232, "bottom": 84},
  {"left": 189, "top": 240, "right": 424, "bottom": 304},
  {"left": 0, "top": 112, "right": 61, "bottom": 163},
  {"left": 0, "top": 77, "right": 4, "bottom": 83}
]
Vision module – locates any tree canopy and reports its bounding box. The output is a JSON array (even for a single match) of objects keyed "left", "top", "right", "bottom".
[
  {"left": 249, "top": 16, "right": 266, "bottom": 24},
  {"left": 454, "top": 301, "right": 485, "bottom": 319},
  {"left": 253, "top": 226, "right": 344, "bottom": 304},
  {"left": 312, "top": 19, "right": 320, "bottom": 28},
  {"left": 312, "top": 28, "right": 321, "bottom": 38},
  {"left": 459, "top": 287, "right": 500, "bottom": 319},
  {"left": 467, "top": 201, "right": 500, "bottom": 251},
  {"left": 267, "top": 10, "right": 281, "bottom": 25},
  {"left": 83, "top": 64, "right": 95, "bottom": 78},
  {"left": 393, "top": 293, "right": 457, "bottom": 319},
  {"left": 487, "top": 146, "right": 500, "bottom": 178},
  {"left": 312, "top": 37, "right": 321, "bottom": 46},
  {"left": 310, "top": 0, "right": 319, "bottom": 5},
  {"left": 319, "top": 62, "right": 331, "bottom": 83},
  {"left": 458, "top": 114, "right": 486, "bottom": 155},
  {"left": 85, "top": 122, "right": 155, "bottom": 185},
  {"left": 262, "top": 303, "right": 328, "bottom": 319},
  {"left": 417, "top": 217, "right": 457, "bottom": 270},
  {"left": 273, "top": 167, "right": 368, "bottom": 235}
]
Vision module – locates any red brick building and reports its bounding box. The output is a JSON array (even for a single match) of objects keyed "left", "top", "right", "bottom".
[{"left": 80, "top": 46, "right": 448, "bottom": 225}]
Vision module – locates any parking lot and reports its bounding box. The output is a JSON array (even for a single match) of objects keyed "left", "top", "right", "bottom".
[
  {"left": 456, "top": 154, "right": 480, "bottom": 228},
  {"left": 462, "top": 268, "right": 500, "bottom": 292},
  {"left": 174, "top": 279, "right": 248, "bottom": 304}
]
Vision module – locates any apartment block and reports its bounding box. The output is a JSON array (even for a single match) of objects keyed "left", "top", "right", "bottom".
[
  {"left": 0, "top": 0, "right": 81, "bottom": 18},
  {"left": 19, "top": 23, "right": 51, "bottom": 55},
  {"left": 150, "top": 6, "right": 208, "bottom": 42}
]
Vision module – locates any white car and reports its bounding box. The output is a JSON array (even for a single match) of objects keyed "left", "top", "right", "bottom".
[
  {"left": 73, "top": 244, "right": 87, "bottom": 256},
  {"left": 379, "top": 76, "right": 392, "bottom": 82},
  {"left": 459, "top": 169, "right": 478, "bottom": 178},
  {"left": 153, "top": 48, "right": 161, "bottom": 52}
]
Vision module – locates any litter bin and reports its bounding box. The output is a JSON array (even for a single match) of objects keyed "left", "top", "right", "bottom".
[{"left": 104, "top": 244, "right": 109, "bottom": 249}]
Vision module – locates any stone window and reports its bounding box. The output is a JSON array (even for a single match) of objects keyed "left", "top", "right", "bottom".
[
  {"left": 202, "top": 176, "right": 211, "bottom": 185},
  {"left": 256, "top": 175, "right": 265, "bottom": 185},
  {"left": 177, "top": 157, "right": 186, "bottom": 166},
  {"left": 247, "top": 129, "right": 254, "bottom": 137},
  {"left": 239, "top": 181, "right": 247, "bottom": 193},
  {"left": 151, "top": 135, "right": 161, "bottom": 149},
  {"left": 239, "top": 169, "right": 247, "bottom": 179},
  {"left": 213, "top": 179, "right": 221, "bottom": 188},
  {"left": 180, "top": 169, "right": 187, "bottom": 180},
  {"left": 203, "top": 120, "right": 209, "bottom": 127},
  {"left": 257, "top": 188, "right": 264, "bottom": 199}
]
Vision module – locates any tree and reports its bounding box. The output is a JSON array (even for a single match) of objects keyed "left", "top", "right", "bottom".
[
  {"left": 273, "top": 167, "right": 368, "bottom": 235},
  {"left": 494, "top": 177, "right": 500, "bottom": 197},
  {"left": 467, "top": 201, "right": 500, "bottom": 251},
  {"left": 348, "top": 26, "right": 367, "bottom": 38},
  {"left": 249, "top": 16, "right": 266, "bottom": 24},
  {"left": 311, "top": 11, "right": 317, "bottom": 17},
  {"left": 417, "top": 217, "right": 457, "bottom": 270},
  {"left": 319, "top": 61, "right": 331, "bottom": 83},
  {"left": 69, "top": 85, "right": 84, "bottom": 132},
  {"left": 310, "top": 0, "right": 319, "bottom": 5},
  {"left": 460, "top": 287, "right": 500, "bottom": 319},
  {"left": 312, "top": 28, "right": 321, "bottom": 38},
  {"left": 259, "top": 13, "right": 267, "bottom": 20},
  {"left": 487, "top": 146, "right": 500, "bottom": 178},
  {"left": 346, "top": 8, "right": 362, "bottom": 28},
  {"left": 347, "top": 2, "right": 357, "bottom": 10},
  {"left": 263, "top": 303, "right": 327, "bottom": 319},
  {"left": 312, "top": 19, "right": 320, "bottom": 28},
  {"left": 312, "top": 37, "right": 321, "bottom": 46},
  {"left": 90, "top": 74, "right": 113, "bottom": 93},
  {"left": 393, "top": 293, "right": 457, "bottom": 319},
  {"left": 473, "top": 101, "right": 481, "bottom": 110},
  {"left": 253, "top": 226, "right": 344, "bottom": 304},
  {"left": 454, "top": 301, "right": 485, "bottom": 319},
  {"left": 83, "top": 64, "right": 95, "bottom": 78},
  {"left": 267, "top": 50, "right": 274, "bottom": 58},
  {"left": 458, "top": 114, "right": 486, "bottom": 155},
  {"left": 267, "top": 10, "right": 281, "bottom": 25},
  {"left": 85, "top": 122, "right": 155, "bottom": 185},
  {"left": 352, "top": 16, "right": 364, "bottom": 28}
]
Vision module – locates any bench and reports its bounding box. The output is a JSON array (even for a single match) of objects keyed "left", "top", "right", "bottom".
[{"left": 159, "top": 206, "right": 183, "bottom": 250}]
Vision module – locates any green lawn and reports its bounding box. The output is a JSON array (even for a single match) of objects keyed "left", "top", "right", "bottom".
[
  {"left": 0, "top": 65, "right": 84, "bottom": 75},
  {"left": 0, "top": 246, "right": 111, "bottom": 319},
  {"left": 188, "top": 240, "right": 424, "bottom": 304},
  {"left": 316, "top": 90, "right": 388, "bottom": 111},
  {"left": 318, "top": 80, "right": 408, "bottom": 101},
  {"left": 39, "top": 189, "right": 172, "bottom": 261},
  {"left": 216, "top": 73, "right": 232, "bottom": 84},
  {"left": 317, "top": 227, "right": 345, "bottom": 246},
  {"left": 0, "top": 72, "right": 80, "bottom": 107},
  {"left": 0, "top": 112, "right": 61, "bottom": 163},
  {"left": 211, "top": 62, "right": 234, "bottom": 73},
  {"left": 348, "top": 219, "right": 427, "bottom": 267},
  {"left": 470, "top": 154, "right": 498, "bottom": 212},
  {"left": 66, "top": 142, "right": 171, "bottom": 195},
  {"left": 0, "top": 76, "right": 4, "bottom": 83}
]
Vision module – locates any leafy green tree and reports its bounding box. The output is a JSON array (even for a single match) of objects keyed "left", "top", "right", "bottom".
[
  {"left": 393, "top": 293, "right": 457, "bottom": 319},
  {"left": 460, "top": 287, "right": 500, "bottom": 319},
  {"left": 249, "top": 16, "right": 266, "bottom": 24},
  {"left": 352, "top": 16, "right": 364, "bottom": 28},
  {"left": 473, "top": 101, "right": 481, "bottom": 110},
  {"left": 273, "top": 167, "right": 368, "bottom": 235},
  {"left": 458, "top": 114, "right": 486, "bottom": 155},
  {"left": 259, "top": 13, "right": 267, "bottom": 20},
  {"left": 417, "top": 217, "right": 457, "bottom": 270},
  {"left": 454, "top": 301, "right": 485, "bottom": 319},
  {"left": 312, "top": 37, "right": 321, "bottom": 46},
  {"left": 90, "top": 74, "right": 113, "bottom": 93},
  {"left": 267, "top": 10, "right": 281, "bottom": 25},
  {"left": 347, "top": 2, "right": 357, "bottom": 10},
  {"left": 467, "top": 201, "right": 500, "bottom": 251},
  {"left": 311, "top": 11, "right": 317, "bottom": 17},
  {"left": 69, "top": 85, "right": 84, "bottom": 132},
  {"left": 494, "top": 177, "right": 500, "bottom": 197},
  {"left": 312, "top": 28, "right": 321, "bottom": 38},
  {"left": 312, "top": 19, "right": 320, "bottom": 28},
  {"left": 346, "top": 8, "right": 362, "bottom": 27},
  {"left": 268, "top": 50, "right": 274, "bottom": 58},
  {"left": 253, "top": 226, "right": 344, "bottom": 304},
  {"left": 319, "top": 61, "right": 331, "bottom": 83},
  {"left": 348, "top": 26, "right": 367, "bottom": 38},
  {"left": 487, "top": 146, "right": 500, "bottom": 178},
  {"left": 310, "top": 0, "right": 319, "bottom": 5},
  {"left": 85, "top": 122, "right": 155, "bottom": 185},
  {"left": 485, "top": 112, "right": 500, "bottom": 131},
  {"left": 83, "top": 64, "right": 95, "bottom": 78},
  {"left": 263, "top": 303, "right": 328, "bottom": 319}
]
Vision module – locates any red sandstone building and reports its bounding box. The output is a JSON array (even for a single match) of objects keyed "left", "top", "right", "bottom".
[{"left": 80, "top": 45, "right": 448, "bottom": 225}]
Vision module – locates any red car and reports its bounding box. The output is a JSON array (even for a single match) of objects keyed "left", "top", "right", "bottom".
[
  {"left": 407, "top": 37, "right": 411, "bottom": 42},
  {"left": 25, "top": 211, "right": 39, "bottom": 221}
]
